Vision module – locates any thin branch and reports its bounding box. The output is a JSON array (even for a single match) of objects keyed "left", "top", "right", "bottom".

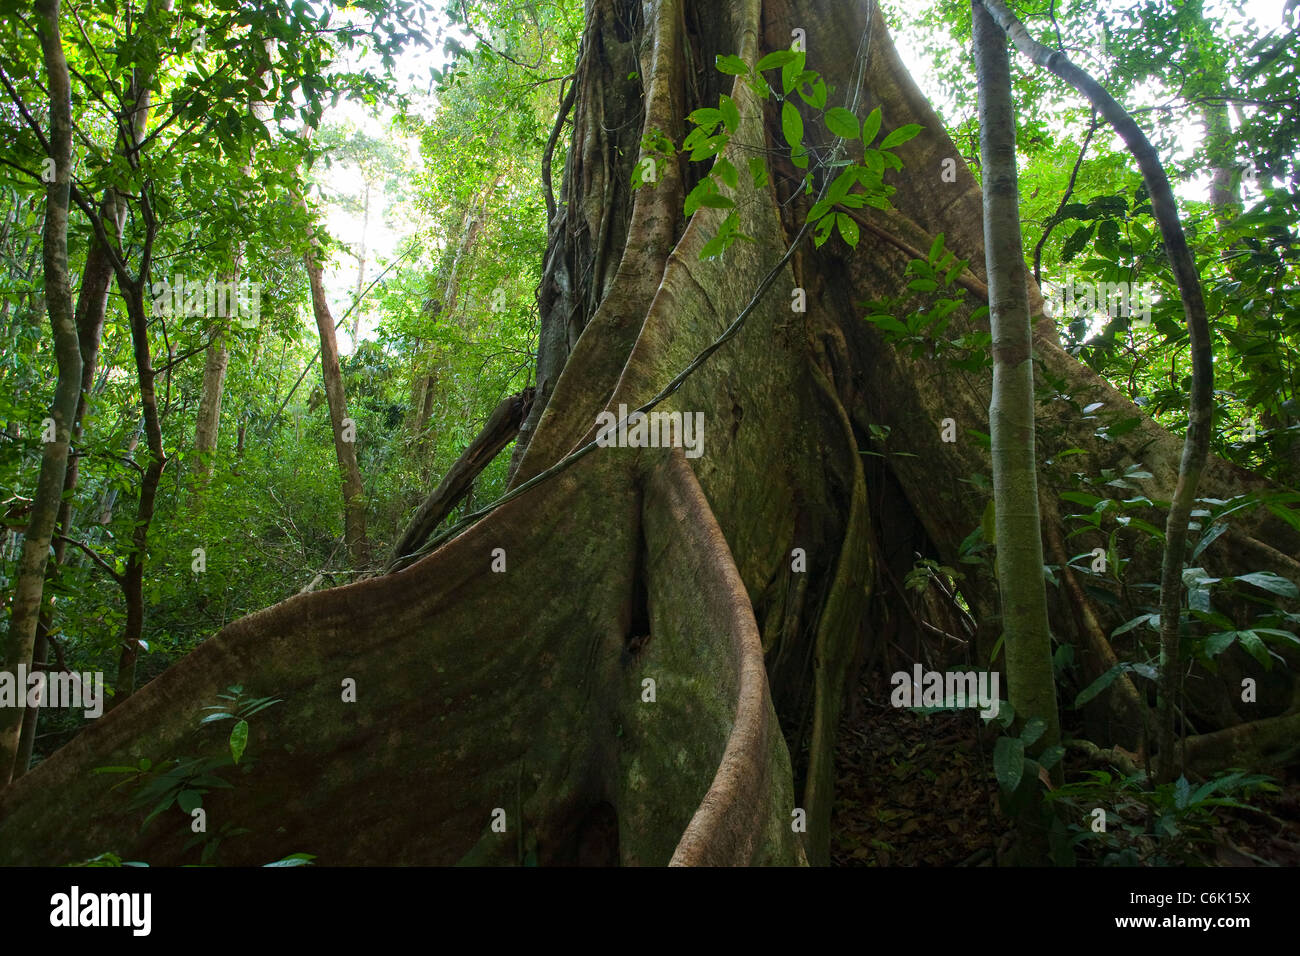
[
  {"left": 55, "top": 534, "right": 124, "bottom": 584},
  {"left": 1033, "top": 108, "right": 1097, "bottom": 284}
]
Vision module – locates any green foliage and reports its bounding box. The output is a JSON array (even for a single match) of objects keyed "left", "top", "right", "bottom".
[
  {"left": 89, "top": 683, "right": 281, "bottom": 863},
  {"left": 859, "top": 232, "right": 991, "bottom": 369},
  {"left": 1045, "top": 768, "right": 1279, "bottom": 865}
]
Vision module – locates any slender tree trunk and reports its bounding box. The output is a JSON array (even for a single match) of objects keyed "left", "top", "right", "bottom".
[
  {"left": 304, "top": 234, "right": 369, "bottom": 569},
  {"left": 979, "top": 0, "right": 1215, "bottom": 786},
  {"left": 192, "top": 329, "right": 230, "bottom": 479},
  {"left": 352, "top": 181, "right": 369, "bottom": 346},
  {"left": 973, "top": 0, "right": 1061, "bottom": 758},
  {"left": 112, "top": 282, "right": 166, "bottom": 704},
  {"left": 1, "top": 0, "right": 81, "bottom": 785}
]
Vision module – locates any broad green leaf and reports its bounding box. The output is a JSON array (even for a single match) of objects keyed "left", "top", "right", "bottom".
[
  {"left": 719, "top": 96, "right": 740, "bottom": 134},
  {"left": 994, "top": 736, "right": 1025, "bottom": 792},
  {"left": 715, "top": 54, "right": 748, "bottom": 75},
  {"left": 824, "top": 106, "right": 859, "bottom": 140},
  {"left": 756, "top": 50, "right": 798, "bottom": 71},
  {"left": 1020, "top": 716, "right": 1047, "bottom": 748},
  {"left": 1237, "top": 630, "right": 1271, "bottom": 668},
  {"left": 781, "top": 51, "right": 805, "bottom": 95},
  {"left": 781, "top": 100, "right": 803, "bottom": 149},
  {"left": 1232, "top": 571, "right": 1299, "bottom": 598},
  {"left": 880, "top": 123, "right": 922, "bottom": 149},
  {"left": 229, "top": 719, "right": 249, "bottom": 765},
  {"left": 1074, "top": 662, "right": 1123, "bottom": 707},
  {"left": 836, "top": 213, "right": 858, "bottom": 247},
  {"left": 861, "top": 107, "right": 882, "bottom": 145},
  {"left": 687, "top": 107, "right": 723, "bottom": 129},
  {"left": 713, "top": 157, "right": 739, "bottom": 189},
  {"left": 1203, "top": 631, "right": 1238, "bottom": 657}
]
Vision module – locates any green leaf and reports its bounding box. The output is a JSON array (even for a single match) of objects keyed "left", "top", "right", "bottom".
[
  {"left": 1203, "top": 631, "right": 1238, "bottom": 657},
  {"left": 756, "top": 50, "right": 798, "bottom": 72},
  {"left": 715, "top": 54, "right": 748, "bottom": 76},
  {"left": 1232, "top": 571, "right": 1300, "bottom": 598},
  {"left": 1038, "top": 744, "right": 1065, "bottom": 771},
  {"left": 781, "top": 52, "right": 806, "bottom": 95},
  {"left": 1191, "top": 521, "right": 1229, "bottom": 561},
  {"left": 798, "top": 78, "right": 828, "bottom": 110},
  {"left": 1237, "top": 630, "right": 1272, "bottom": 669},
  {"left": 824, "top": 107, "right": 859, "bottom": 140},
  {"left": 1253, "top": 628, "right": 1300, "bottom": 646},
  {"left": 229, "top": 719, "right": 249, "bottom": 765},
  {"left": 994, "top": 736, "right": 1025, "bottom": 792},
  {"left": 1111, "top": 613, "right": 1157, "bottom": 637},
  {"left": 1020, "top": 716, "right": 1047, "bottom": 747},
  {"left": 928, "top": 232, "right": 945, "bottom": 266},
  {"left": 688, "top": 107, "right": 723, "bottom": 129},
  {"left": 836, "top": 213, "right": 859, "bottom": 248},
  {"left": 861, "top": 107, "right": 882, "bottom": 145},
  {"left": 1074, "top": 663, "right": 1123, "bottom": 707},
  {"left": 1060, "top": 491, "right": 1102, "bottom": 508},
  {"left": 781, "top": 100, "right": 803, "bottom": 149},
  {"left": 748, "top": 156, "right": 768, "bottom": 189},
  {"left": 880, "top": 123, "right": 922, "bottom": 149},
  {"left": 713, "top": 157, "right": 739, "bottom": 190},
  {"left": 719, "top": 96, "right": 741, "bottom": 134},
  {"left": 264, "top": 852, "right": 316, "bottom": 867},
  {"left": 177, "top": 790, "right": 203, "bottom": 814}
]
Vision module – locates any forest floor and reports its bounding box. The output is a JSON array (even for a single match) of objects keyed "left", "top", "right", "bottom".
[
  {"left": 829, "top": 669, "right": 1300, "bottom": 866},
  {"left": 830, "top": 678, "right": 1002, "bottom": 866}
]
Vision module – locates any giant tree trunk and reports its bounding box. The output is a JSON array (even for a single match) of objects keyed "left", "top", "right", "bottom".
[{"left": 2, "top": 0, "right": 1298, "bottom": 864}]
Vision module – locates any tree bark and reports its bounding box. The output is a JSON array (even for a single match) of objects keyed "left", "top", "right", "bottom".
[
  {"left": 973, "top": 0, "right": 1061, "bottom": 766},
  {"left": 304, "top": 231, "right": 369, "bottom": 569},
  {"left": 112, "top": 279, "right": 167, "bottom": 704},
  {"left": 0, "top": 0, "right": 81, "bottom": 785},
  {"left": 192, "top": 330, "right": 230, "bottom": 480}
]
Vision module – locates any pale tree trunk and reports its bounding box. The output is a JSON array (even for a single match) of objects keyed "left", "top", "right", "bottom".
[
  {"left": 2, "top": 0, "right": 1298, "bottom": 865},
  {"left": 192, "top": 330, "right": 230, "bottom": 480},
  {"left": 304, "top": 226, "right": 369, "bottom": 569},
  {"left": 351, "top": 180, "right": 369, "bottom": 346},
  {"left": 0, "top": 0, "right": 81, "bottom": 785},
  {"left": 973, "top": 0, "right": 1061, "bottom": 757},
  {"left": 191, "top": 77, "right": 272, "bottom": 489}
]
